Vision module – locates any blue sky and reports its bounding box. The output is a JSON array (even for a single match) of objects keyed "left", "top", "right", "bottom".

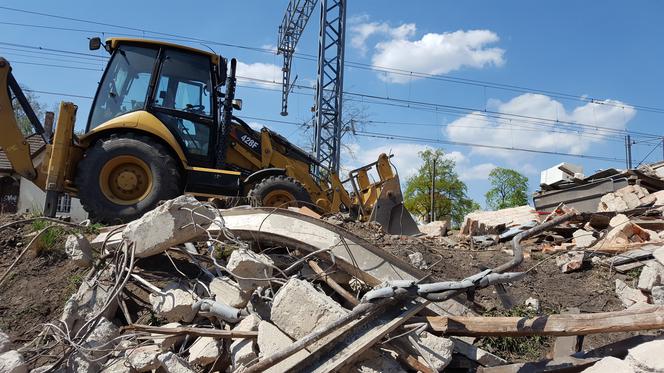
[{"left": 2, "top": 1, "right": 664, "bottom": 207}]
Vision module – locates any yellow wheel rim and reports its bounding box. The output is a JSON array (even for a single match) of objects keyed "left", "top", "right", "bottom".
[
  {"left": 99, "top": 155, "right": 153, "bottom": 205},
  {"left": 262, "top": 190, "right": 296, "bottom": 207}
]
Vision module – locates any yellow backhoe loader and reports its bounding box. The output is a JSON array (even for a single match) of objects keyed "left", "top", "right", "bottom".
[{"left": 0, "top": 37, "right": 419, "bottom": 235}]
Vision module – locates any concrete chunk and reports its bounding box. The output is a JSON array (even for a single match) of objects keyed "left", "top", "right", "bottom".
[
  {"left": 0, "top": 331, "right": 10, "bottom": 353},
  {"left": 556, "top": 251, "right": 586, "bottom": 273},
  {"left": 418, "top": 220, "right": 450, "bottom": 237},
  {"left": 126, "top": 345, "right": 161, "bottom": 372},
  {"left": 209, "top": 276, "right": 252, "bottom": 308},
  {"left": 231, "top": 314, "right": 261, "bottom": 370},
  {"left": 615, "top": 279, "right": 648, "bottom": 308},
  {"left": 408, "top": 252, "right": 427, "bottom": 270},
  {"left": 400, "top": 331, "right": 453, "bottom": 371},
  {"left": 187, "top": 337, "right": 221, "bottom": 366},
  {"left": 61, "top": 269, "right": 118, "bottom": 334},
  {"left": 652, "top": 286, "right": 664, "bottom": 305},
  {"left": 625, "top": 339, "right": 664, "bottom": 372},
  {"left": 158, "top": 352, "right": 195, "bottom": 373},
  {"left": 270, "top": 278, "right": 348, "bottom": 349},
  {"left": 572, "top": 229, "right": 596, "bottom": 249},
  {"left": 257, "top": 321, "right": 310, "bottom": 373},
  {"left": 122, "top": 196, "right": 215, "bottom": 258},
  {"left": 152, "top": 322, "right": 185, "bottom": 351},
  {"left": 352, "top": 349, "right": 406, "bottom": 373},
  {"left": 226, "top": 249, "right": 274, "bottom": 291},
  {"left": 65, "top": 234, "right": 93, "bottom": 267},
  {"left": 82, "top": 317, "right": 120, "bottom": 360},
  {"left": 149, "top": 282, "right": 197, "bottom": 323},
  {"left": 460, "top": 205, "right": 537, "bottom": 236},
  {"left": 637, "top": 261, "right": 664, "bottom": 291},
  {"left": 101, "top": 357, "right": 133, "bottom": 373},
  {"left": 0, "top": 350, "right": 27, "bottom": 373},
  {"left": 653, "top": 247, "right": 664, "bottom": 266},
  {"left": 609, "top": 214, "right": 631, "bottom": 229},
  {"left": 582, "top": 356, "right": 633, "bottom": 373}
]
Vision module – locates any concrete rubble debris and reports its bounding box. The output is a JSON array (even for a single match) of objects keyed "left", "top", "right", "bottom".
[
  {"left": 625, "top": 339, "right": 664, "bottom": 372},
  {"left": 270, "top": 278, "right": 348, "bottom": 349},
  {"left": 572, "top": 229, "right": 596, "bottom": 249},
  {"left": 149, "top": 282, "right": 197, "bottom": 323},
  {"left": 64, "top": 233, "right": 93, "bottom": 267},
  {"left": 230, "top": 314, "right": 261, "bottom": 370},
  {"left": 126, "top": 345, "right": 161, "bottom": 372},
  {"left": 460, "top": 205, "right": 538, "bottom": 236},
  {"left": 257, "top": 321, "right": 310, "bottom": 373},
  {"left": 609, "top": 214, "right": 631, "bottom": 229},
  {"left": 400, "top": 331, "right": 454, "bottom": 371},
  {"left": 352, "top": 349, "right": 406, "bottom": 373},
  {"left": 651, "top": 286, "right": 664, "bottom": 305},
  {"left": 654, "top": 247, "right": 664, "bottom": 265},
  {"left": 556, "top": 250, "right": 586, "bottom": 273},
  {"left": 408, "top": 251, "right": 427, "bottom": 269},
  {"left": 209, "top": 276, "right": 252, "bottom": 308},
  {"left": 226, "top": 249, "right": 274, "bottom": 291},
  {"left": 582, "top": 356, "right": 634, "bottom": 373},
  {"left": 152, "top": 322, "right": 186, "bottom": 351},
  {"left": 0, "top": 350, "right": 27, "bottom": 373},
  {"left": 418, "top": 220, "right": 450, "bottom": 237},
  {"left": 157, "top": 352, "right": 196, "bottom": 373},
  {"left": 525, "top": 297, "right": 541, "bottom": 312},
  {"left": 122, "top": 195, "right": 216, "bottom": 258},
  {"left": 598, "top": 185, "right": 655, "bottom": 212},
  {"left": 60, "top": 269, "right": 118, "bottom": 334},
  {"left": 637, "top": 261, "right": 664, "bottom": 291},
  {"left": 187, "top": 336, "right": 222, "bottom": 366},
  {"left": 0, "top": 331, "right": 10, "bottom": 353},
  {"left": 101, "top": 357, "right": 133, "bottom": 373},
  {"left": 615, "top": 279, "right": 649, "bottom": 308}
]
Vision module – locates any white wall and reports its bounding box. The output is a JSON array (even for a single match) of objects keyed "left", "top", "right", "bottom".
[{"left": 17, "top": 178, "right": 88, "bottom": 222}]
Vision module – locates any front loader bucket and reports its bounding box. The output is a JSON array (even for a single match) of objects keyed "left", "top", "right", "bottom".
[{"left": 369, "top": 176, "right": 420, "bottom": 236}]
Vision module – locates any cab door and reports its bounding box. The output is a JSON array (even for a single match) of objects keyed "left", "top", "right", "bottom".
[{"left": 150, "top": 49, "right": 216, "bottom": 167}]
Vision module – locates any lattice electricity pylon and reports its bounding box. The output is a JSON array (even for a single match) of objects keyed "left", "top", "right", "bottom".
[
  {"left": 277, "top": 0, "right": 317, "bottom": 116},
  {"left": 312, "top": 0, "right": 346, "bottom": 175}
]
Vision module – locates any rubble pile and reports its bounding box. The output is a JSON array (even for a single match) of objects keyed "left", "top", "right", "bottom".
[{"left": 1, "top": 187, "right": 664, "bottom": 372}]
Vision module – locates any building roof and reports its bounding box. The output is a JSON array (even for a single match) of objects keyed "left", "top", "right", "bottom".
[{"left": 0, "top": 133, "right": 46, "bottom": 173}]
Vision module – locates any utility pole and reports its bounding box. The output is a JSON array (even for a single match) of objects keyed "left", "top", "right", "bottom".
[
  {"left": 430, "top": 158, "right": 436, "bottom": 223},
  {"left": 625, "top": 135, "right": 633, "bottom": 169}
]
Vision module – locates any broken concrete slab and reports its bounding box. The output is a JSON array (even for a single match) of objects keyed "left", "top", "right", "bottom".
[
  {"left": 152, "top": 322, "right": 185, "bottom": 351},
  {"left": 651, "top": 286, "right": 664, "bottom": 305},
  {"left": 91, "top": 229, "right": 123, "bottom": 251},
  {"left": 625, "top": 339, "right": 664, "bottom": 372},
  {"left": 0, "top": 331, "right": 10, "bottom": 353},
  {"left": 270, "top": 278, "right": 348, "bottom": 350},
  {"left": 654, "top": 247, "right": 664, "bottom": 266},
  {"left": 231, "top": 314, "right": 261, "bottom": 370},
  {"left": 187, "top": 336, "right": 222, "bottom": 366},
  {"left": 637, "top": 261, "right": 664, "bottom": 291},
  {"left": 556, "top": 251, "right": 586, "bottom": 273},
  {"left": 122, "top": 195, "right": 216, "bottom": 258},
  {"left": 65, "top": 233, "right": 93, "bottom": 267},
  {"left": 418, "top": 220, "right": 450, "bottom": 237},
  {"left": 609, "top": 214, "right": 631, "bottom": 229},
  {"left": 82, "top": 317, "right": 120, "bottom": 360},
  {"left": 149, "top": 282, "right": 197, "bottom": 323},
  {"left": 257, "top": 321, "right": 310, "bottom": 373},
  {"left": 460, "top": 205, "right": 538, "bottom": 236},
  {"left": 400, "top": 331, "right": 453, "bottom": 371},
  {"left": 226, "top": 249, "right": 274, "bottom": 291},
  {"left": 209, "top": 276, "right": 252, "bottom": 308},
  {"left": 352, "top": 349, "right": 406, "bottom": 373},
  {"left": 101, "top": 357, "right": 133, "bottom": 373},
  {"left": 598, "top": 185, "right": 653, "bottom": 212},
  {"left": 615, "top": 279, "right": 649, "bottom": 308},
  {"left": 158, "top": 352, "right": 196, "bottom": 373},
  {"left": 582, "top": 356, "right": 633, "bottom": 373},
  {"left": 126, "top": 345, "right": 161, "bottom": 372},
  {"left": 572, "top": 229, "right": 596, "bottom": 249},
  {"left": 61, "top": 269, "right": 118, "bottom": 334},
  {"left": 0, "top": 350, "right": 27, "bottom": 373},
  {"left": 408, "top": 252, "right": 427, "bottom": 270}
]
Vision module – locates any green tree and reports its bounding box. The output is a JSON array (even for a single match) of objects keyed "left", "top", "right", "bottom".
[
  {"left": 485, "top": 167, "right": 529, "bottom": 210},
  {"left": 12, "top": 86, "right": 45, "bottom": 136},
  {"left": 404, "top": 149, "right": 479, "bottom": 226}
]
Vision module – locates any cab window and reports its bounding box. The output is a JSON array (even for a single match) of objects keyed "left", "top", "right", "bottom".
[
  {"left": 153, "top": 50, "right": 212, "bottom": 117},
  {"left": 88, "top": 45, "right": 157, "bottom": 130}
]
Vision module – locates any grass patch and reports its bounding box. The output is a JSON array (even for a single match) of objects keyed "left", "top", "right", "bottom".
[{"left": 477, "top": 306, "right": 552, "bottom": 361}]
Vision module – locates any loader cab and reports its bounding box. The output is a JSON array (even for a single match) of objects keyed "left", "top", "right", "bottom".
[{"left": 87, "top": 39, "right": 222, "bottom": 167}]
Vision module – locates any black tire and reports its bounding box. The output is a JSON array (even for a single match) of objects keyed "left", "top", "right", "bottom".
[
  {"left": 75, "top": 133, "right": 182, "bottom": 224},
  {"left": 248, "top": 175, "right": 312, "bottom": 208}
]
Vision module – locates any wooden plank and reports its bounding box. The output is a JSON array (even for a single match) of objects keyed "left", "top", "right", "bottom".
[
  {"left": 603, "top": 246, "right": 657, "bottom": 266},
  {"left": 614, "top": 259, "right": 653, "bottom": 273},
  {"left": 122, "top": 324, "right": 257, "bottom": 339},
  {"left": 427, "top": 305, "right": 664, "bottom": 337}
]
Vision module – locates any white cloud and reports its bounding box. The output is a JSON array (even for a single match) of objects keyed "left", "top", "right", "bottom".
[
  {"left": 459, "top": 162, "right": 497, "bottom": 181},
  {"left": 445, "top": 93, "right": 636, "bottom": 159},
  {"left": 341, "top": 142, "right": 431, "bottom": 180},
  {"left": 350, "top": 18, "right": 504, "bottom": 83},
  {"left": 236, "top": 61, "right": 281, "bottom": 87}
]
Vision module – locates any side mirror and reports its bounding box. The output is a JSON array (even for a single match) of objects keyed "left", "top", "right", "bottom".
[
  {"left": 89, "top": 37, "right": 101, "bottom": 51},
  {"left": 217, "top": 57, "right": 228, "bottom": 86},
  {"left": 232, "top": 99, "right": 243, "bottom": 111}
]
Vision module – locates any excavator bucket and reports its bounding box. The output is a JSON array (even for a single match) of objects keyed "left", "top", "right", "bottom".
[{"left": 368, "top": 175, "right": 420, "bottom": 236}]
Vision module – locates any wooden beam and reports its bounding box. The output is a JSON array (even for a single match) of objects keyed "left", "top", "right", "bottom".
[
  {"left": 122, "top": 324, "right": 257, "bottom": 339},
  {"left": 427, "top": 306, "right": 664, "bottom": 337}
]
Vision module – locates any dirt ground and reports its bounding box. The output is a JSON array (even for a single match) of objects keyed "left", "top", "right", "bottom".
[{"left": 0, "top": 215, "right": 87, "bottom": 350}]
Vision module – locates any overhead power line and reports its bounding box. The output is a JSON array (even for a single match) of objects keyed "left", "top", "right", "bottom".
[{"left": 2, "top": 6, "right": 664, "bottom": 115}]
